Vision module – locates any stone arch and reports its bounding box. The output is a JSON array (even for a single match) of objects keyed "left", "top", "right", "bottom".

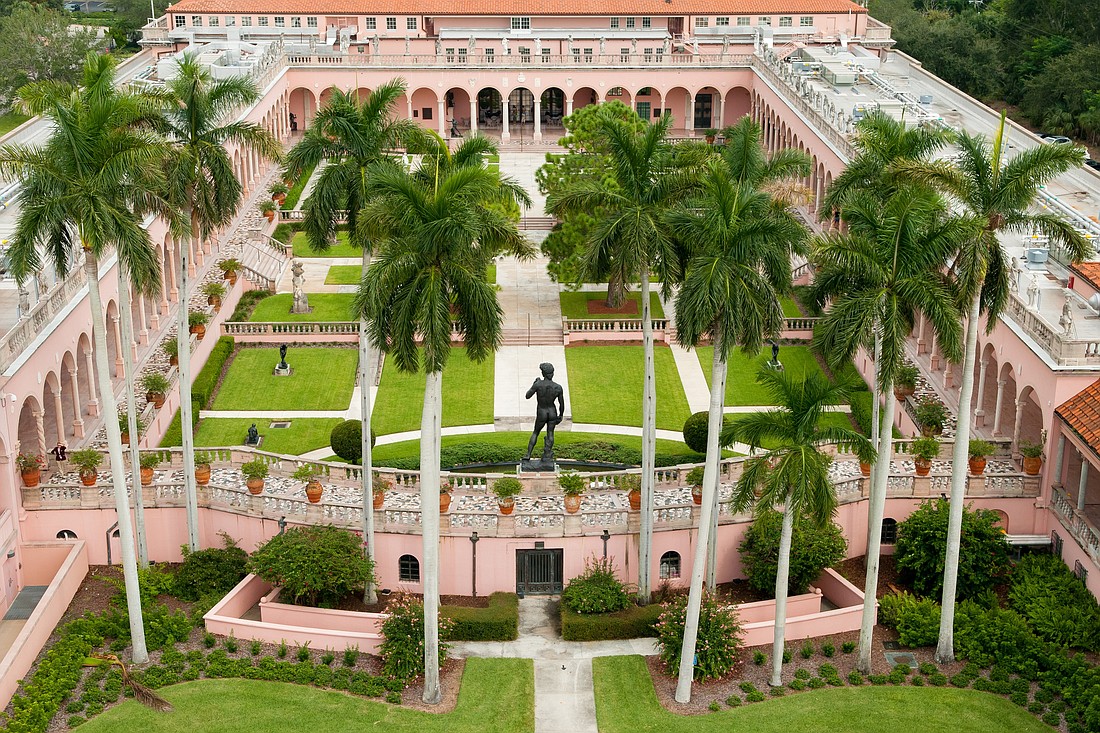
[
  {"left": 975, "top": 342, "right": 998, "bottom": 428},
  {"left": 287, "top": 87, "right": 313, "bottom": 132},
  {"left": 693, "top": 85, "right": 722, "bottom": 130},
  {"left": 1015, "top": 384, "right": 1044, "bottom": 450},
  {"left": 995, "top": 361, "right": 1018, "bottom": 438},
  {"left": 723, "top": 86, "right": 751, "bottom": 125},
  {"left": 571, "top": 86, "right": 599, "bottom": 115},
  {"left": 41, "top": 371, "right": 66, "bottom": 449},
  {"left": 663, "top": 86, "right": 690, "bottom": 129},
  {"left": 409, "top": 87, "right": 438, "bottom": 128},
  {"left": 507, "top": 87, "right": 536, "bottom": 126},
  {"left": 633, "top": 85, "right": 660, "bottom": 121},
  {"left": 16, "top": 395, "right": 45, "bottom": 459},
  {"left": 444, "top": 87, "right": 472, "bottom": 131},
  {"left": 476, "top": 87, "right": 503, "bottom": 128},
  {"left": 604, "top": 86, "right": 632, "bottom": 108},
  {"left": 318, "top": 86, "right": 338, "bottom": 110},
  {"left": 541, "top": 87, "right": 566, "bottom": 126},
  {"left": 393, "top": 92, "right": 410, "bottom": 121}
]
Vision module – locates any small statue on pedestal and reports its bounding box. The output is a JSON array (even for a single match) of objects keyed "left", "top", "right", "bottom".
[
  {"left": 767, "top": 341, "right": 784, "bottom": 371},
  {"left": 290, "top": 261, "right": 312, "bottom": 314},
  {"left": 522, "top": 363, "right": 565, "bottom": 471},
  {"left": 245, "top": 424, "right": 260, "bottom": 445}
]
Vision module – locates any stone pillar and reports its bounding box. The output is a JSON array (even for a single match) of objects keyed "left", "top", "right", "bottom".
[
  {"left": 32, "top": 408, "right": 46, "bottom": 461},
  {"left": 974, "top": 358, "right": 988, "bottom": 425},
  {"left": 52, "top": 390, "right": 65, "bottom": 446},
  {"left": 67, "top": 367, "right": 84, "bottom": 438},
  {"left": 501, "top": 97, "right": 510, "bottom": 141},
  {"left": 469, "top": 98, "right": 478, "bottom": 133},
  {"left": 1078, "top": 457, "right": 1089, "bottom": 511},
  {"left": 1054, "top": 434, "right": 1066, "bottom": 486},
  {"left": 565, "top": 96, "right": 573, "bottom": 118},
  {"left": 111, "top": 316, "right": 126, "bottom": 374},
  {"left": 407, "top": 99, "right": 413, "bottom": 123},
  {"left": 992, "top": 380, "right": 1006, "bottom": 435},
  {"left": 136, "top": 296, "right": 149, "bottom": 344},
  {"left": 929, "top": 334, "right": 940, "bottom": 370},
  {"left": 148, "top": 294, "right": 160, "bottom": 331},
  {"left": 533, "top": 96, "right": 542, "bottom": 141},
  {"left": 944, "top": 361, "right": 954, "bottom": 389},
  {"left": 438, "top": 99, "right": 447, "bottom": 137},
  {"left": 166, "top": 240, "right": 179, "bottom": 302},
  {"left": 83, "top": 350, "right": 99, "bottom": 416},
  {"left": 685, "top": 94, "right": 694, "bottom": 132},
  {"left": 1011, "top": 398, "right": 1025, "bottom": 452}
]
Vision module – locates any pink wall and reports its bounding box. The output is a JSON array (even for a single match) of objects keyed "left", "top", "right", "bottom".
[{"left": 738, "top": 569, "right": 865, "bottom": 647}]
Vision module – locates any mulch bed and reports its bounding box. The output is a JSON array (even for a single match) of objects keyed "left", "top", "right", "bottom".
[
  {"left": 835, "top": 555, "right": 903, "bottom": 599},
  {"left": 587, "top": 299, "right": 639, "bottom": 315}
]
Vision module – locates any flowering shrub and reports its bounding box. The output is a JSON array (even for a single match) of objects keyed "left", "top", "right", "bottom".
[
  {"left": 379, "top": 593, "right": 453, "bottom": 680},
  {"left": 655, "top": 591, "right": 743, "bottom": 681},
  {"left": 247, "top": 525, "right": 373, "bottom": 607},
  {"left": 561, "top": 556, "right": 631, "bottom": 614}
]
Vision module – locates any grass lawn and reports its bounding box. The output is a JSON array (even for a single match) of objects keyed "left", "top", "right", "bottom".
[
  {"left": 325, "top": 265, "right": 362, "bottom": 285},
  {"left": 194, "top": 418, "right": 343, "bottom": 454},
  {"left": 290, "top": 229, "right": 362, "bottom": 258},
  {"left": 372, "top": 348, "right": 495, "bottom": 435},
  {"left": 486, "top": 263, "right": 496, "bottom": 284},
  {"left": 593, "top": 656, "right": 1047, "bottom": 733},
  {"left": 780, "top": 295, "right": 802, "bottom": 318},
  {"left": 565, "top": 346, "right": 691, "bottom": 431},
  {"left": 211, "top": 348, "right": 358, "bottom": 411},
  {"left": 80, "top": 659, "right": 533, "bottom": 733},
  {"left": 696, "top": 345, "right": 829, "bottom": 406},
  {"left": 560, "top": 291, "right": 665, "bottom": 319},
  {"left": 248, "top": 293, "right": 357, "bottom": 321},
  {"left": 0, "top": 112, "right": 29, "bottom": 136},
  {"left": 372, "top": 430, "right": 703, "bottom": 466}
]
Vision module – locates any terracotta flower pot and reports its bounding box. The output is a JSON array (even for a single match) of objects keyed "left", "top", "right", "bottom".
[
  {"left": 80, "top": 470, "right": 97, "bottom": 487},
  {"left": 1022, "top": 456, "right": 1043, "bottom": 476},
  {"left": 190, "top": 323, "right": 207, "bottom": 340},
  {"left": 440, "top": 492, "right": 452, "bottom": 513},
  {"left": 968, "top": 457, "right": 987, "bottom": 476},
  {"left": 21, "top": 468, "right": 40, "bottom": 488},
  {"left": 195, "top": 464, "right": 211, "bottom": 486},
  {"left": 628, "top": 489, "right": 641, "bottom": 511},
  {"left": 140, "top": 467, "right": 154, "bottom": 486},
  {"left": 147, "top": 391, "right": 166, "bottom": 409},
  {"left": 169, "top": 354, "right": 179, "bottom": 367},
  {"left": 273, "top": 193, "right": 286, "bottom": 205},
  {"left": 860, "top": 461, "right": 872, "bottom": 477},
  {"left": 263, "top": 210, "right": 275, "bottom": 222},
  {"left": 894, "top": 385, "right": 915, "bottom": 401},
  {"left": 914, "top": 458, "right": 932, "bottom": 477},
  {"left": 207, "top": 295, "right": 222, "bottom": 309},
  {"left": 305, "top": 480, "right": 323, "bottom": 503},
  {"left": 564, "top": 494, "right": 581, "bottom": 513},
  {"left": 121, "top": 433, "right": 130, "bottom": 446},
  {"left": 246, "top": 477, "right": 264, "bottom": 495},
  {"left": 498, "top": 497, "right": 515, "bottom": 515},
  {"left": 373, "top": 491, "right": 385, "bottom": 509},
  {"left": 691, "top": 489, "right": 703, "bottom": 505},
  {"left": 225, "top": 271, "right": 238, "bottom": 286}
]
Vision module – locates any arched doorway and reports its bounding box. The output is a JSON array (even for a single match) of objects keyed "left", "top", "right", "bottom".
[
  {"left": 724, "top": 87, "right": 751, "bottom": 124},
  {"left": 541, "top": 88, "right": 565, "bottom": 128},
  {"left": 571, "top": 87, "right": 598, "bottom": 115},
  {"left": 694, "top": 85, "right": 722, "bottom": 130},
  {"left": 444, "top": 87, "right": 472, "bottom": 132},
  {"left": 477, "top": 88, "right": 502, "bottom": 128},
  {"left": 17, "top": 396, "right": 45, "bottom": 460},
  {"left": 634, "top": 86, "right": 661, "bottom": 122}
]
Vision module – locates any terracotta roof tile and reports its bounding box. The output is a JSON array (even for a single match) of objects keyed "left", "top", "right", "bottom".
[
  {"left": 1056, "top": 378, "right": 1100, "bottom": 454},
  {"left": 1071, "top": 262, "right": 1100, "bottom": 292},
  {"left": 166, "top": 0, "right": 867, "bottom": 16}
]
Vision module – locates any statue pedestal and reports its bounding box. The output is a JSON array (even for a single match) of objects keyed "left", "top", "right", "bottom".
[
  {"left": 244, "top": 436, "right": 263, "bottom": 448},
  {"left": 766, "top": 359, "right": 784, "bottom": 372},
  {"left": 273, "top": 364, "right": 292, "bottom": 376},
  {"left": 520, "top": 457, "right": 556, "bottom": 472}
]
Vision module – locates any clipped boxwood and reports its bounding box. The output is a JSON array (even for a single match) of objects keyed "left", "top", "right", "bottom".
[
  {"left": 560, "top": 603, "right": 663, "bottom": 641},
  {"left": 329, "top": 419, "right": 376, "bottom": 463},
  {"left": 377, "top": 440, "right": 703, "bottom": 470},
  {"left": 442, "top": 592, "right": 519, "bottom": 641}
]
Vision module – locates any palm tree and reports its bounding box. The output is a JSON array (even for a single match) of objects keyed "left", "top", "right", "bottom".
[
  {"left": 725, "top": 370, "right": 874, "bottom": 687},
  {"left": 546, "top": 110, "right": 696, "bottom": 603},
  {"left": 808, "top": 186, "right": 970, "bottom": 674},
  {"left": 150, "top": 53, "right": 280, "bottom": 552},
  {"left": 899, "top": 115, "right": 1092, "bottom": 663},
  {"left": 354, "top": 154, "right": 532, "bottom": 704},
  {"left": 1, "top": 53, "right": 167, "bottom": 663},
  {"left": 284, "top": 82, "right": 423, "bottom": 601}
]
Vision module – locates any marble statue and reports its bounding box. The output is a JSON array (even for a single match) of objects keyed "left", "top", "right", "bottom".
[
  {"left": 1026, "top": 277, "right": 1039, "bottom": 307},
  {"left": 1060, "top": 299, "right": 1075, "bottom": 336},
  {"left": 1009, "top": 256, "right": 1021, "bottom": 292},
  {"left": 290, "top": 260, "right": 311, "bottom": 314}
]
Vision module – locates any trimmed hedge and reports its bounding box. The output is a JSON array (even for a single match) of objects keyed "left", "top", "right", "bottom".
[
  {"left": 560, "top": 603, "right": 663, "bottom": 641},
  {"left": 442, "top": 592, "right": 519, "bottom": 641},
  {"left": 160, "top": 337, "right": 235, "bottom": 447},
  {"left": 378, "top": 440, "right": 703, "bottom": 470},
  {"left": 280, "top": 161, "right": 316, "bottom": 210}
]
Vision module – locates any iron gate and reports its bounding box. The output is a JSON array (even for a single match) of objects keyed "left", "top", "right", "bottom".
[{"left": 516, "top": 549, "right": 564, "bottom": 595}]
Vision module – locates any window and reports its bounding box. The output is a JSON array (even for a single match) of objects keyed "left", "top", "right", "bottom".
[
  {"left": 638, "top": 87, "right": 651, "bottom": 95},
  {"left": 191, "top": 15, "right": 202, "bottom": 26},
  {"left": 386, "top": 17, "right": 396, "bottom": 30},
  {"left": 173, "top": 14, "right": 184, "bottom": 27},
  {"left": 800, "top": 16, "right": 814, "bottom": 27},
  {"left": 406, "top": 17, "right": 417, "bottom": 30},
  {"left": 274, "top": 16, "right": 284, "bottom": 27},
  {"left": 486, "top": 48, "right": 495, "bottom": 63},
  {"left": 291, "top": 17, "right": 301, "bottom": 28},
  {"left": 779, "top": 16, "right": 793, "bottom": 27},
  {"left": 716, "top": 16, "right": 729, "bottom": 26},
  {"left": 758, "top": 16, "right": 771, "bottom": 26},
  {"left": 399, "top": 555, "right": 420, "bottom": 582},
  {"left": 510, "top": 16, "right": 530, "bottom": 30},
  {"left": 241, "top": 16, "right": 251, "bottom": 26},
  {"left": 208, "top": 16, "right": 219, "bottom": 26},
  {"left": 737, "top": 16, "right": 750, "bottom": 26},
  {"left": 620, "top": 47, "right": 629, "bottom": 62},
  {"left": 1075, "top": 560, "right": 1088, "bottom": 583},
  {"left": 56, "top": 529, "right": 77, "bottom": 540},
  {"left": 641, "top": 17, "right": 651, "bottom": 28},
  {"left": 610, "top": 17, "right": 619, "bottom": 29},
  {"left": 307, "top": 16, "right": 317, "bottom": 28},
  {"left": 422, "top": 107, "right": 432, "bottom": 121},
  {"left": 660, "top": 551, "right": 681, "bottom": 579},
  {"left": 445, "top": 47, "right": 454, "bottom": 62},
  {"left": 625, "top": 17, "right": 635, "bottom": 28},
  {"left": 694, "top": 17, "right": 708, "bottom": 28},
  {"left": 457, "top": 48, "right": 467, "bottom": 63},
  {"left": 225, "top": 15, "right": 235, "bottom": 26},
  {"left": 519, "top": 47, "right": 531, "bottom": 62},
  {"left": 881, "top": 518, "right": 898, "bottom": 545},
  {"left": 541, "top": 48, "right": 550, "bottom": 62},
  {"left": 643, "top": 47, "right": 652, "bottom": 62},
  {"left": 1051, "top": 530, "right": 1063, "bottom": 558},
  {"left": 655, "top": 47, "right": 664, "bottom": 62},
  {"left": 257, "top": 16, "right": 268, "bottom": 26},
  {"left": 365, "top": 17, "right": 376, "bottom": 29},
  {"left": 583, "top": 47, "right": 593, "bottom": 62},
  {"left": 607, "top": 86, "right": 623, "bottom": 96}
]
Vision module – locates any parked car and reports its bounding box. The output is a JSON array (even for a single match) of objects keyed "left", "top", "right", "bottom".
[
  {"left": 1085, "top": 159, "right": 1100, "bottom": 172},
  {"left": 1039, "top": 133, "right": 1073, "bottom": 145}
]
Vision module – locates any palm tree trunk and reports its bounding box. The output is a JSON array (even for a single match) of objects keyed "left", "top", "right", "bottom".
[
  {"left": 867, "top": 327, "right": 882, "bottom": 559},
  {"left": 770, "top": 498, "right": 795, "bottom": 687},
  {"left": 85, "top": 250, "right": 148, "bottom": 663},
  {"left": 178, "top": 210, "right": 200, "bottom": 552},
  {"left": 117, "top": 266, "right": 148, "bottom": 567},
  {"left": 674, "top": 347, "right": 727, "bottom": 704},
  {"left": 421, "top": 369, "right": 443, "bottom": 705},
  {"left": 638, "top": 270, "right": 656, "bottom": 604},
  {"left": 361, "top": 247, "right": 377, "bottom": 604},
  {"left": 936, "top": 291, "right": 981, "bottom": 663},
  {"left": 857, "top": 378, "right": 896, "bottom": 674}
]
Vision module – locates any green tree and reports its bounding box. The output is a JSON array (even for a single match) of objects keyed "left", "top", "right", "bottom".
[
  {"left": 898, "top": 114, "right": 1092, "bottom": 664},
  {"left": 151, "top": 52, "right": 280, "bottom": 552},
  {"left": 725, "top": 369, "right": 874, "bottom": 688},
  {"left": 1, "top": 53, "right": 169, "bottom": 662},
  {"left": 547, "top": 109, "right": 696, "bottom": 606},
  {"left": 354, "top": 146, "right": 532, "bottom": 704},
  {"left": 738, "top": 510, "right": 848, "bottom": 597},
  {"left": 0, "top": 4, "right": 101, "bottom": 105}
]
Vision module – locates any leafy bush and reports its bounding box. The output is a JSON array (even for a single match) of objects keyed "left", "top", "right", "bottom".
[
  {"left": 442, "top": 593, "right": 519, "bottom": 641},
  {"left": 561, "top": 556, "right": 631, "bottom": 614},
  {"left": 329, "top": 419, "right": 376, "bottom": 463},
  {"left": 656, "top": 591, "right": 743, "bottom": 681},
  {"left": 248, "top": 525, "right": 374, "bottom": 607},
  {"left": 173, "top": 532, "right": 248, "bottom": 601},
  {"left": 1009, "top": 553, "right": 1100, "bottom": 651},
  {"left": 895, "top": 499, "right": 1011, "bottom": 600},
  {"left": 738, "top": 510, "right": 847, "bottom": 596},
  {"left": 849, "top": 391, "right": 874, "bottom": 435},
  {"left": 878, "top": 591, "right": 941, "bottom": 647},
  {"left": 683, "top": 411, "right": 710, "bottom": 454},
  {"left": 378, "top": 593, "right": 452, "bottom": 680},
  {"left": 560, "top": 604, "right": 662, "bottom": 641}
]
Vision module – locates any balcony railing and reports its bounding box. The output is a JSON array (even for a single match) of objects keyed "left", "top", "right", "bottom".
[
  {"left": 1051, "top": 486, "right": 1100, "bottom": 564},
  {"left": 283, "top": 52, "right": 754, "bottom": 70},
  {"left": 0, "top": 258, "right": 89, "bottom": 372},
  {"left": 1003, "top": 294, "right": 1100, "bottom": 367}
]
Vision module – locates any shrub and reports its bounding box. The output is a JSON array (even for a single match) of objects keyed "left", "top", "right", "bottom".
[
  {"left": 224, "top": 634, "right": 238, "bottom": 653},
  {"left": 753, "top": 650, "right": 766, "bottom": 666},
  {"left": 725, "top": 695, "right": 741, "bottom": 707},
  {"left": 296, "top": 645, "right": 311, "bottom": 662},
  {"left": 895, "top": 499, "right": 1011, "bottom": 600},
  {"left": 800, "top": 640, "right": 813, "bottom": 659},
  {"left": 1009, "top": 553, "right": 1100, "bottom": 651},
  {"left": 841, "top": 641, "right": 856, "bottom": 654},
  {"left": 321, "top": 651, "right": 335, "bottom": 666},
  {"left": 878, "top": 591, "right": 941, "bottom": 647},
  {"left": 561, "top": 556, "right": 631, "bottom": 614},
  {"left": 229, "top": 289, "right": 272, "bottom": 322},
  {"left": 849, "top": 391, "right": 874, "bottom": 435},
  {"left": 739, "top": 510, "right": 847, "bottom": 596},
  {"left": 491, "top": 477, "right": 523, "bottom": 501},
  {"left": 560, "top": 604, "right": 662, "bottom": 641},
  {"left": 379, "top": 593, "right": 452, "bottom": 680},
  {"left": 248, "top": 525, "right": 374, "bottom": 607},
  {"left": 443, "top": 593, "right": 519, "bottom": 641},
  {"left": 329, "top": 420, "right": 376, "bottom": 463},
  {"left": 656, "top": 591, "right": 742, "bottom": 681},
  {"left": 821, "top": 641, "right": 835, "bottom": 657},
  {"left": 682, "top": 411, "right": 710, "bottom": 454},
  {"left": 847, "top": 671, "right": 864, "bottom": 685},
  {"left": 173, "top": 532, "right": 248, "bottom": 601},
  {"left": 745, "top": 690, "right": 766, "bottom": 703},
  {"left": 342, "top": 646, "right": 359, "bottom": 667},
  {"left": 250, "top": 640, "right": 262, "bottom": 656},
  {"left": 708, "top": 700, "right": 721, "bottom": 712},
  {"left": 203, "top": 632, "right": 216, "bottom": 648}
]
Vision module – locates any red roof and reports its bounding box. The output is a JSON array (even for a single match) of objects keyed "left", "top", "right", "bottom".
[
  {"left": 1071, "top": 262, "right": 1100, "bottom": 292},
  {"left": 1056, "top": 378, "right": 1100, "bottom": 453},
  {"left": 166, "top": 0, "right": 867, "bottom": 16}
]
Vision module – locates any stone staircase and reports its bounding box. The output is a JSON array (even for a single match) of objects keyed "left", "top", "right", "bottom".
[{"left": 501, "top": 327, "right": 563, "bottom": 346}]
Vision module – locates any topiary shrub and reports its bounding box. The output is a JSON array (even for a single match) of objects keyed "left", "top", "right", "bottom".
[
  {"left": 738, "top": 510, "right": 847, "bottom": 596},
  {"left": 172, "top": 532, "right": 248, "bottom": 601},
  {"left": 656, "top": 591, "right": 743, "bottom": 681},
  {"left": 443, "top": 593, "right": 519, "bottom": 641},
  {"left": 561, "top": 556, "right": 631, "bottom": 614},
  {"left": 895, "top": 499, "right": 1011, "bottom": 601},
  {"left": 329, "top": 420, "right": 376, "bottom": 463},
  {"left": 683, "top": 411, "right": 709, "bottom": 454},
  {"left": 379, "top": 593, "right": 452, "bottom": 680},
  {"left": 248, "top": 525, "right": 374, "bottom": 607},
  {"left": 560, "top": 604, "right": 663, "bottom": 641}
]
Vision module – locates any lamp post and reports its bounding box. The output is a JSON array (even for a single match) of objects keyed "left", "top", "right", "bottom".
[
  {"left": 601, "top": 528, "right": 610, "bottom": 559},
  {"left": 470, "top": 531, "right": 479, "bottom": 598},
  {"left": 277, "top": 516, "right": 287, "bottom": 535}
]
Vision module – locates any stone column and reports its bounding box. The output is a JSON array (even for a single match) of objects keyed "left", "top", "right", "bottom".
[
  {"left": 992, "top": 380, "right": 1006, "bottom": 435},
  {"left": 438, "top": 99, "right": 446, "bottom": 137},
  {"left": 685, "top": 94, "right": 694, "bottom": 132},
  {"left": 1054, "top": 434, "right": 1066, "bottom": 486},
  {"left": 1011, "top": 398, "right": 1025, "bottom": 452},
  {"left": 929, "top": 334, "right": 940, "bottom": 370},
  {"left": 974, "top": 358, "right": 988, "bottom": 425},
  {"left": 1078, "top": 457, "right": 1089, "bottom": 511},
  {"left": 166, "top": 239, "right": 179, "bottom": 302},
  {"left": 565, "top": 96, "right": 573, "bottom": 118},
  {"left": 501, "top": 97, "right": 510, "bottom": 141},
  {"left": 136, "top": 296, "right": 149, "bottom": 344},
  {"left": 916, "top": 314, "right": 928, "bottom": 353},
  {"left": 148, "top": 294, "right": 160, "bottom": 331},
  {"left": 32, "top": 407, "right": 46, "bottom": 461},
  {"left": 52, "top": 390, "right": 65, "bottom": 446},
  {"left": 533, "top": 96, "right": 542, "bottom": 141},
  {"left": 67, "top": 367, "right": 84, "bottom": 438},
  {"left": 406, "top": 98, "right": 413, "bottom": 122},
  {"left": 111, "top": 316, "right": 127, "bottom": 374},
  {"left": 83, "top": 349, "right": 99, "bottom": 416},
  {"left": 469, "top": 98, "right": 478, "bottom": 133}
]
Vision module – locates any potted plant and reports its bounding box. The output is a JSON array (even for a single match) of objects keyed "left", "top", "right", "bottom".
[
  {"left": 200, "top": 281, "right": 226, "bottom": 309},
  {"left": 559, "top": 472, "right": 585, "bottom": 514},
  {"left": 686, "top": 466, "right": 705, "bottom": 505},
  {"left": 914, "top": 398, "right": 948, "bottom": 437},
  {"left": 117, "top": 410, "right": 144, "bottom": 446},
  {"left": 492, "top": 476, "right": 522, "bottom": 515},
  {"left": 911, "top": 437, "right": 940, "bottom": 477},
  {"left": 188, "top": 311, "right": 210, "bottom": 340},
  {"left": 241, "top": 459, "right": 268, "bottom": 495},
  {"left": 16, "top": 453, "right": 44, "bottom": 488},
  {"left": 968, "top": 439, "right": 995, "bottom": 476},
  {"left": 259, "top": 199, "right": 277, "bottom": 222},
  {"left": 621, "top": 474, "right": 641, "bottom": 511},
  {"left": 372, "top": 474, "right": 391, "bottom": 509},
  {"left": 217, "top": 258, "right": 242, "bottom": 286},
  {"left": 293, "top": 464, "right": 322, "bottom": 503},
  {"left": 162, "top": 339, "right": 179, "bottom": 367},
  {"left": 70, "top": 449, "right": 103, "bottom": 486},
  {"left": 859, "top": 457, "right": 872, "bottom": 477},
  {"left": 140, "top": 372, "right": 170, "bottom": 408},
  {"left": 704, "top": 127, "right": 718, "bottom": 144},
  {"left": 1019, "top": 440, "right": 1044, "bottom": 476},
  {"left": 139, "top": 453, "right": 160, "bottom": 486},
  {"left": 894, "top": 364, "right": 919, "bottom": 400},
  {"left": 194, "top": 451, "right": 213, "bottom": 486},
  {"left": 269, "top": 181, "right": 289, "bottom": 205},
  {"left": 440, "top": 481, "right": 453, "bottom": 513}
]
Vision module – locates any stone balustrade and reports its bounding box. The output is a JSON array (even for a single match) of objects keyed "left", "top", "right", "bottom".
[
  {"left": 1051, "top": 487, "right": 1100, "bottom": 564},
  {"left": 1003, "top": 295, "right": 1100, "bottom": 367},
  {"left": 283, "top": 52, "right": 755, "bottom": 70}
]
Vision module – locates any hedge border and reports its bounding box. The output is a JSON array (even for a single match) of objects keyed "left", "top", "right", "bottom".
[
  {"left": 560, "top": 603, "right": 662, "bottom": 641},
  {"left": 442, "top": 592, "right": 519, "bottom": 641}
]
